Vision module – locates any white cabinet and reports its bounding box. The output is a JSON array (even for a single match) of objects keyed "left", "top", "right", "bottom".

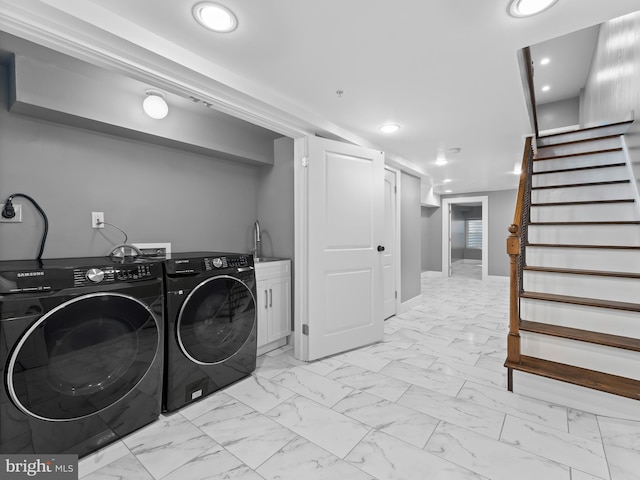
[{"left": 254, "top": 259, "right": 291, "bottom": 356}]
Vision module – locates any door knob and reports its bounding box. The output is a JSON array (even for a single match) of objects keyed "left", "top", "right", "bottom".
[{"left": 377, "top": 245, "right": 385, "bottom": 252}]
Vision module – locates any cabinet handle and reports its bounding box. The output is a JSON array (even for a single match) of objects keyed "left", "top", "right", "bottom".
[
  {"left": 264, "top": 290, "right": 268, "bottom": 309},
  {"left": 269, "top": 288, "right": 273, "bottom": 307}
]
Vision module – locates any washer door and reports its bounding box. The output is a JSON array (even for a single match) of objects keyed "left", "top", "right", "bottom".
[
  {"left": 177, "top": 275, "right": 256, "bottom": 365},
  {"left": 7, "top": 293, "right": 160, "bottom": 421}
]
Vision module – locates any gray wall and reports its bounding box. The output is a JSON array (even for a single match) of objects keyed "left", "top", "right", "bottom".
[
  {"left": 537, "top": 96, "right": 580, "bottom": 131},
  {"left": 256, "top": 137, "right": 295, "bottom": 260},
  {"left": 400, "top": 171, "right": 421, "bottom": 302},
  {"left": 421, "top": 189, "right": 517, "bottom": 277},
  {"left": 0, "top": 64, "right": 269, "bottom": 260}
]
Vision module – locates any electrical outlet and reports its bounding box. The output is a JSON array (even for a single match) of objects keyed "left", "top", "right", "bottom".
[
  {"left": 92, "top": 212, "right": 104, "bottom": 228},
  {"left": 0, "top": 204, "right": 22, "bottom": 223}
]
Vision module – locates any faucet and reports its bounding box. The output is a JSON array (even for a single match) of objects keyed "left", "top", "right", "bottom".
[{"left": 253, "top": 220, "right": 262, "bottom": 260}]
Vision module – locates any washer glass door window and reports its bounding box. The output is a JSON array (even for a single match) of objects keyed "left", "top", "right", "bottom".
[
  {"left": 177, "top": 275, "right": 256, "bottom": 365},
  {"left": 7, "top": 293, "right": 160, "bottom": 421}
]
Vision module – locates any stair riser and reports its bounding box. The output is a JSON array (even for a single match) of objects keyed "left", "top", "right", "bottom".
[
  {"left": 533, "top": 151, "right": 623, "bottom": 172},
  {"left": 528, "top": 224, "right": 640, "bottom": 246},
  {"left": 532, "top": 166, "right": 628, "bottom": 188},
  {"left": 531, "top": 182, "right": 633, "bottom": 203},
  {"left": 530, "top": 203, "right": 639, "bottom": 222},
  {"left": 526, "top": 246, "right": 640, "bottom": 272},
  {"left": 523, "top": 270, "right": 640, "bottom": 303},
  {"left": 520, "top": 332, "right": 640, "bottom": 380},
  {"left": 537, "top": 137, "right": 622, "bottom": 158},
  {"left": 520, "top": 297, "right": 640, "bottom": 337},
  {"left": 512, "top": 371, "right": 640, "bottom": 421},
  {"left": 537, "top": 125, "right": 630, "bottom": 146}
]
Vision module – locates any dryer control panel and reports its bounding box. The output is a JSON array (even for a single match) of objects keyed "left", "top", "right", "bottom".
[{"left": 165, "top": 252, "right": 253, "bottom": 275}]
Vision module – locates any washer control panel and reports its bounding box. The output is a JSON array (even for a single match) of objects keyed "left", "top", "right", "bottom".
[
  {"left": 0, "top": 259, "right": 162, "bottom": 293},
  {"left": 73, "top": 264, "right": 156, "bottom": 286}
]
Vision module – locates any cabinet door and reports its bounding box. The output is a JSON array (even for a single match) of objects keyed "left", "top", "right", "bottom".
[
  {"left": 267, "top": 276, "right": 291, "bottom": 342},
  {"left": 256, "top": 279, "right": 269, "bottom": 348}
]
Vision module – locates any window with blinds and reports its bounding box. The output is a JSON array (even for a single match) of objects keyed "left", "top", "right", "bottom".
[{"left": 466, "top": 219, "right": 482, "bottom": 249}]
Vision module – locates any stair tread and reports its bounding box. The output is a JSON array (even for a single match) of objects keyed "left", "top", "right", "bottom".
[
  {"left": 531, "top": 199, "right": 635, "bottom": 207},
  {"left": 532, "top": 162, "right": 626, "bottom": 175},
  {"left": 523, "top": 265, "right": 640, "bottom": 279},
  {"left": 532, "top": 179, "right": 630, "bottom": 190},
  {"left": 537, "top": 120, "right": 633, "bottom": 140},
  {"left": 521, "top": 291, "right": 640, "bottom": 312},
  {"left": 520, "top": 320, "right": 640, "bottom": 352},
  {"left": 505, "top": 356, "right": 640, "bottom": 401},
  {"left": 535, "top": 147, "right": 623, "bottom": 161},
  {"left": 527, "top": 243, "right": 640, "bottom": 250}
]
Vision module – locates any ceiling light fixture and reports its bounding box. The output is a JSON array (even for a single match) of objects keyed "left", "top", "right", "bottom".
[
  {"left": 540, "top": 57, "right": 550, "bottom": 65},
  {"left": 443, "top": 179, "right": 452, "bottom": 183},
  {"left": 143, "top": 90, "right": 169, "bottom": 119},
  {"left": 541, "top": 85, "right": 550, "bottom": 92},
  {"left": 509, "top": 0, "right": 559, "bottom": 17},
  {"left": 380, "top": 124, "right": 400, "bottom": 134},
  {"left": 444, "top": 189, "right": 453, "bottom": 193},
  {"left": 193, "top": 2, "right": 238, "bottom": 33},
  {"left": 435, "top": 156, "right": 448, "bottom": 166}
]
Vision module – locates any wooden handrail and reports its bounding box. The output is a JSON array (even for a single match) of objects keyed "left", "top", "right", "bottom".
[
  {"left": 517, "top": 47, "right": 539, "bottom": 138},
  {"left": 506, "top": 136, "right": 533, "bottom": 391}
]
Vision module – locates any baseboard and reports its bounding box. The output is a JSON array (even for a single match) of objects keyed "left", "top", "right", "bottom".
[
  {"left": 421, "top": 271, "right": 443, "bottom": 278},
  {"left": 400, "top": 294, "right": 423, "bottom": 312},
  {"left": 488, "top": 275, "right": 509, "bottom": 283}
]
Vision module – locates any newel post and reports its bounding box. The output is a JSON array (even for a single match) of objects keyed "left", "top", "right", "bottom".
[{"left": 506, "top": 224, "right": 521, "bottom": 390}]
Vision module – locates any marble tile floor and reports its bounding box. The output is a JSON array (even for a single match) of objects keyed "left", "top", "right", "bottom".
[{"left": 80, "top": 275, "right": 640, "bottom": 480}]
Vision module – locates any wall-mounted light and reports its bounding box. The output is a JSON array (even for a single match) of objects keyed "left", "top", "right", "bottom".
[
  {"left": 509, "top": 0, "right": 559, "bottom": 17},
  {"left": 193, "top": 2, "right": 238, "bottom": 33},
  {"left": 143, "top": 90, "right": 169, "bottom": 119}
]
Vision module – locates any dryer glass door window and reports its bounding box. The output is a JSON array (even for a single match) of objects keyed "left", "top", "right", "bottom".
[
  {"left": 177, "top": 275, "right": 256, "bottom": 364},
  {"left": 7, "top": 293, "right": 160, "bottom": 421}
]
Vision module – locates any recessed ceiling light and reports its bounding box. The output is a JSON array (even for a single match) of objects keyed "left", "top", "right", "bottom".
[
  {"left": 540, "top": 57, "right": 550, "bottom": 65},
  {"left": 542, "top": 85, "right": 550, "bottom": 92},
  {"left": 380, "top": 124, "right": 400, "bottom": 134},
  {"left": 193, "top": 2, "right": 238, "bottom": 33},
  {"left": 444, "top": 189, "right": 453, "bottom": 193},
  {"left": 443, "top": 179, "right": 452, "bottom": 183},
  {"left": 509, "top": 0, "right": 559, "bottom": 17},
  {"left": 435, "top": 157, "right": 448, "bottom": 166}
]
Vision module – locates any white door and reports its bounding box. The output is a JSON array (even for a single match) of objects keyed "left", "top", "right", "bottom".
[
  {"left": 299, "top": 135, "right": 385, "bottom": 361},
  {"left": 383, "top": 169, "right": 397, "bottom": 319}
]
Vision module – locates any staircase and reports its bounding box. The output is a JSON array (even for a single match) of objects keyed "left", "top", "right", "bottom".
[{"left": 505, "top": 121, "right": 640, "bottom": 416}]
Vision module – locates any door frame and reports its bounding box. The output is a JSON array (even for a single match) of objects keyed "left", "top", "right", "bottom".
[
  {"left": 441, "top": 196, "right": 488, "bottom": 280},
  {"left": 385, "top": 166, "right": 402, "bottom": 318},
  {"left": 293, "top": 136, "right": 309, "bottom": 360}
]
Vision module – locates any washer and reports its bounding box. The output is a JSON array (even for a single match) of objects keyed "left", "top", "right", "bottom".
[
  {"left": 0, "top": 256, "right": 164, "bottom": 457},
  {"left": 163, "top": 252, "right": 256, "bottom": 412}
]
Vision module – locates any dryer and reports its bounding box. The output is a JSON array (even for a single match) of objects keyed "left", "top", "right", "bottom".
[
  {"left": 163, "top": 252, "right": 256, "bottom": 412},
  {"left": 0, "top": 256, "right": 163, "bottom": 457}
]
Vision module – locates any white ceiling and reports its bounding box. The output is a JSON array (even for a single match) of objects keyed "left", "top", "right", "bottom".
[{"left": 1, "top": 0, "right": 639, "bottom": 195}]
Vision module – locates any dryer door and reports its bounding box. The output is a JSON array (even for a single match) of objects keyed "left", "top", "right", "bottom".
[
  {"left": 7, "top": 292, "right": 160, "bottom": 421},
  {"left": 177, "top": 275, "right": 256, "bottom": 365}
]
